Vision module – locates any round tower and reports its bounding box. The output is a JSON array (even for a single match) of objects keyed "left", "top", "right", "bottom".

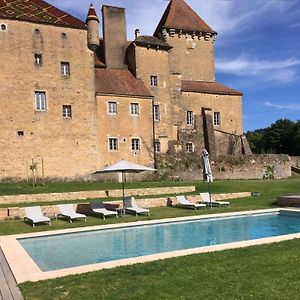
[{"left": 86, "top": 4, "right": 100, "bottom": 51}]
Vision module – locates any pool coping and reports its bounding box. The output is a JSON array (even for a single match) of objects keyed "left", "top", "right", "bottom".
[{"left": 1, "top": 208, "right": 300, "bottom": 283}]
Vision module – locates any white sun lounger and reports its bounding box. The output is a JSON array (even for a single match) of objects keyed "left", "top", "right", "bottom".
[
  {"left": 91, "top": 202, "right": 118, "bottom": 219},
  {"left": 176, "top": 195, "right": 206, "bottom": 210},
  {"left": 24, "top": 206, "right": 51, "bottom": 227},
  {"left": 199, "top": 192, "right": 230, "bottom": 207},
  {"left": 124, "top": 197, "right": 150, "bottom": 216},
  {"left": 58, "top": 204, "right": 86, "bottom": 223}
]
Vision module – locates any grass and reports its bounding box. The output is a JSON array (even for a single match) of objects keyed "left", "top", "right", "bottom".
[
  {"left": 19, "top": 239, "right": 300, "bottom": 300},
  {"left": 1, "top": 177, "right": 299, "bottom": 299}
]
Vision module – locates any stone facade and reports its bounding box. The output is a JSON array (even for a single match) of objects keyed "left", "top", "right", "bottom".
[{"left": 0, "top": 0, "right": 249, "bottom": 181}]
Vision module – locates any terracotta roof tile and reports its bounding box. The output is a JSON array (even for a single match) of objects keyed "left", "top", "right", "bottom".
[
  {"left": 154, "top": 0, "right": 216, "bottom": 36},
  {"left": 0, "top": 0, "right": 86, "bottom": 29},
  {"left": 181, "top": 81, "right": 243, "bottom": 96},
  {"left": 95, "top": 69, "right": 153, "bottom": 98}
]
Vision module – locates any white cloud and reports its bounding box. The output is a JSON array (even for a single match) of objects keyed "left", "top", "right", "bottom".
[
  {"left": 216, "top": 55, "right": 300, "bottom": 84},
  {"left": 264, "top": 101, "right": 300, "bottom": 111}
]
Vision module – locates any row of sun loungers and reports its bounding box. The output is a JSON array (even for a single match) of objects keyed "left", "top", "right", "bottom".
[
  {"left": 176, "top": 193, "right": 230, "bottom": 210},
  {"left": 24, "top": 197, "right": 149, "bottom": 227}
]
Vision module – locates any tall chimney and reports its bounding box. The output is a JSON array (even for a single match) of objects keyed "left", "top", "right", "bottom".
[{"left": 102, "top": 5, "right": 127, "bottom": 69}]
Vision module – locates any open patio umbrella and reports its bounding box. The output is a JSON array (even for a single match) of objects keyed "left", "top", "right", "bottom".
[
  {"left": 201, "top": 149, "right": 213, "bottom": 207},
  {"left": 96, "top": 160, "right": 156, "bottom": 214}
]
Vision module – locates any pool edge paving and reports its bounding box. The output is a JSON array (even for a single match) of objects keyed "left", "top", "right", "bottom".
[{"left": 1, "top": 208, "right": 300, "bottom": 283}]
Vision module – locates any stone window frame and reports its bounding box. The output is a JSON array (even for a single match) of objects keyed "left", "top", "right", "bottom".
[
  {"left": 150, "top": 75, "right": 158, "bottom": 87},
  {"left": 154, "top": 141, "right": 161, "bottom": 153},
  {"left": 186, "top": 110, "right": 194, "bottom": 125},
  {"left": 107, "top": 101, "right": 118, "bottom": 115},
  {"left": 34, "top": 91, "right": 47, "bottom": 112},
  {"left": 130, "top": 102, "right": 140, "bottom": 116},
  {"left": 185, "top": 142, "right": 194, "bottom": 153},
  {"left": 34, "top": 53, "right": 42, "bottom": 66},
  {"left": 108, "top": 137, "right": 119, "bottom": 151},
  {"left": 61, "top": 62, "right": 70, "bottom": 76},
  {"left": 214, "top": 111, "right": 221, "bottom": 126},
  {"left": 62, "top": 105, "right": 72, "bottom": 119},
  {"left": 153, "top": 104, "right": 160, "bottom": 121},
  {"left": 131, "top": 138, "right": 140, "bottom": 152}
]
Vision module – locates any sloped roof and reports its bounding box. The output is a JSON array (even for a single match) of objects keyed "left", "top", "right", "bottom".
[
  {"left": 86, "top": 3, "right": 99, "bottom": 23},
  {"left": 134, "top": 35, "right": 172, "bottom": 50},
  {"left": 0, "top": 0, "right": 86, "bottom": 29},
  {"left": 154, "top": 0, "right": 216, "bottom": 36},
  {"left": 95, "top": 69, "right": 153, "bottom": 98},
  {"left": 181, "top": 81, "right": 242, "bottom": 96}
]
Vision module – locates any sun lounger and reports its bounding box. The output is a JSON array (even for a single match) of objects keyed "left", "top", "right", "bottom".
[
  {"left": 24, "top": 206, "right": 51, "bottom": 227},
  {"left": 199, "top": 192, "right": 230, "bottom": 207},
  {"left": 58, "top": 204, "right": 86, "bottom": 223},
  {"left": 124, "top": 197, "right": 150, "bottom": 216},
  {"left": 91, "top": 202, "right": 118, "bottom": 219},
  {"left": 176, "top": 195, "right": 206, "bottom": 210}
]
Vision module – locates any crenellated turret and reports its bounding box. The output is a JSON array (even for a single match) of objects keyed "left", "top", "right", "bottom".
[{"left": 86, "top": 3, "right": 100, "bottom": 51}]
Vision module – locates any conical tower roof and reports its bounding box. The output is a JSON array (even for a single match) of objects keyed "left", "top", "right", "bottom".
[
  {"left": 86, "top": 3, "right": 99, "bottom": 23},
  {"left": 154, "top": 0, "right": 216, "bottom": 36}
]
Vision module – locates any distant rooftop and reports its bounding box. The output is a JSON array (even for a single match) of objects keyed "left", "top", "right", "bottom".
[
  {"left": 95, "top": 69, "right": 153, "bottom": 98},
  {"left": 182, "top": 80, "right": 242, "bottom": 96},
  {"left": 0, "top": 0, "right": 86, "bottom": 29},
  {"left": 154, "top": 0, "right": 216, "bottom": 36}
]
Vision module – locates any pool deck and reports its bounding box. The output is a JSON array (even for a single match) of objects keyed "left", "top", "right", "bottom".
[
  {"left": 0, "top": 248, "right": 23, "bottom": 300},
  {"left": 1, "top": 208, "right": 300, "bottom": 284}
]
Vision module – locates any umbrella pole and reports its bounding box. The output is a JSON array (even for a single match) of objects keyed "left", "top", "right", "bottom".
[
  {"left": 208, "top": 180, "right": 212, "bottom": 208},
  {"left": 122, "top": 171, "right": 126, "bottom": 215}
]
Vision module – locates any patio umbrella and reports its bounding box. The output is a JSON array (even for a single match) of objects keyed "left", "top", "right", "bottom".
[
  {"left": 201, "top": 149, "right": 213, "bottom": 207},
  {"left": 96, "top": 160, "right": 156, "bottom": 214}
]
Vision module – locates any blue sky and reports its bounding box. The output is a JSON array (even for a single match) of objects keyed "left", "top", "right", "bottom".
[{"left": 48, "top": 0, "right": 300, "bottom": 132}]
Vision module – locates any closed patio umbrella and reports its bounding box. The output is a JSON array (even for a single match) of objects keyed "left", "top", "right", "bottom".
[
  {"left": 96, "top": 160, "right": 156, "bottom": 214},
  {"left": 202, "top": 149, "right": 213, "bottom": 207}
]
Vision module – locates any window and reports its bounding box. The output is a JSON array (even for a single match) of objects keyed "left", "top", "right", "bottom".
[
  {"left": 34, "top": 54, "right": 42, "bottom": 65},
  {"left": 131, "top": 138, "right": 140, "bottom": 151},
  {"left": 154, "top": 141, "right": 161, "bottom": 153},
  {"left": 109, "top": 138, "right": 118, "bottom": 151},
  {"left": 185, "top": 142, "right": 194, "bottom": 153},
  {"left": 34, "top": 91, "right": 46, "bottom": 111},
  {"left": 62, "top": 105, "right": 72, "bottom": 118},
  {"left": 61, "top": 62, "right": 70, "bottom": 76},
  {"left": 214, "top": 112, "right": 220, "bottom": 126},
  {"left": 130, "top": 103, "right": 139, "bottom": 115},
  {"left": 17, "top": 131, "right": 24, "bottom": 136},
  {"left": 150, "top": 75, "right": 158, "bottom": 87},
  {"left": 153, "top": 105, "right": 160, "bottom": 121},
  {"left": 1, "top": 24, "right": 6, "bottom": 31},
  {"left": 34, "top": 29, "right": 40, "bottom": 35},
  {"left": 186, "top": 111, "right": 194, "bottom": 125},
  {"left": 62, "top": 33, "right": 67, "bottom": 39},
  {"left": 108, "top": 102, "right": 117, "bottom": 114}
]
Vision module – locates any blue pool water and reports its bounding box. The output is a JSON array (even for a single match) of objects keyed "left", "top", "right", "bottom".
[{"left": 18, "top": 212, "right": 300, "bottom": 271}]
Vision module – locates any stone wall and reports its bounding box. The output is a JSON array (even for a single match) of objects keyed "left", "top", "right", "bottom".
[
  {"left": 0, "top": 186, "right": 195, "bottom": 205},
  {"left": 0, "top": 19, "right": 97, "bottom": 181},
  {"left": 1, "top": 191, "right": 250, "bottom": 220},
  {"left": 157, "top": 154, "right": 291, "bottom": 180},
  {"left": 290, "top": 156, "right": 300, "bottom": 168}
]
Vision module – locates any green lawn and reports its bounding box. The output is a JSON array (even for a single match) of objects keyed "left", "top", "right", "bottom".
[{"left": 0, "top": 177, "right": 299, "bottom": 299}]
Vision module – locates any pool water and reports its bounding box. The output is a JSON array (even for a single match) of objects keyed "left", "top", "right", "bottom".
[{"left": 18, "top": 212, "right": 300, "bottom": 271}]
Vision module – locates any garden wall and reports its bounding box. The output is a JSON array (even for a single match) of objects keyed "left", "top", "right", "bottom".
[{"left": 157, "top": 154, "right": 291, "bottom": 181}]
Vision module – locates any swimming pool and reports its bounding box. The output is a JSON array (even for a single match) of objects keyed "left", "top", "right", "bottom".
[{"left": 18, "top": 210, "right": 300, "bottom": 272}]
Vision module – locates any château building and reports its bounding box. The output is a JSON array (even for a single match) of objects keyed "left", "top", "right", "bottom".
[{"left": 0, "top": 0, "right": 251, "bottom": 180}]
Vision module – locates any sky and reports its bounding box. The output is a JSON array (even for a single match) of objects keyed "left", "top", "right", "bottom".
[{"left": 48, "top": 0, "right": 300, "bottom": 132}]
